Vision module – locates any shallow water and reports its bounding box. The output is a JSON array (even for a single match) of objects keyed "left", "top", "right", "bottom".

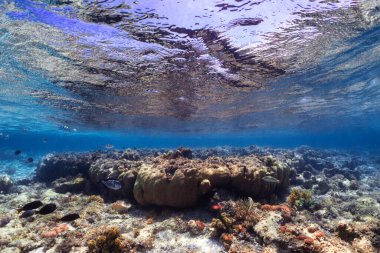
[{"left": 0, "top": 0, "right": 380, "bottom": 252}]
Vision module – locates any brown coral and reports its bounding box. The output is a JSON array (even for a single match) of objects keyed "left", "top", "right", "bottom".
[
  {"left": 86, "top": 226, "right": 131, "bottom": 253},
  {"left": 133, "top": 159, "right": 211, "bottom": 207},
  {"left": 133, "top": 155, "right": 290, "bottom": 208}
]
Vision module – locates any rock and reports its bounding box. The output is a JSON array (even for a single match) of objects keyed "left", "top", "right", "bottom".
[
  {"left": 121, "top": 149, "right": 141, "bottom": 161},
  {"left": 35, "top": 152, "right": 99, "bottom": 182},
  {"left": 0, "top": 175, "right": 13, "bottom": 193},
  {"left": 303, "top": 180, "right": 314, "bottom": 189},
  {"left": 316, "top": 181, "right": 330, "bottom": 194},
  {"left": 0, "top": 247, "right": 21, "bottom": 253},
  {"left": 291, "top": 176, "right": 305, "bottom": 186},
  {"left": 349, "top": 180, "right": 359, "bottom": 190},
  {"left": 52, "top": 175, "right": 87, "bottom": 193},
  {"left": 303, "top": 164, "right": 318, "bottom": 174},
  {"left": 352, "top": 237, "right": 376, "bottom": 253},
  {"left": 302, "top": 170, "right": 312, "bottom": 179},
  {"left": 0, "top": 215, "right": 11, "bottom": 227},
  {"left": 162, "top": 147, "right": 193, "bottom": 159},
  {"left": 324, "top": 167, "right": 361, "bottom": 180}
]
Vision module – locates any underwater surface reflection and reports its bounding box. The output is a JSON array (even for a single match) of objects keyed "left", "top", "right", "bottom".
[{"left": 0, "top": 0, "right": 379, "bottom": 135}]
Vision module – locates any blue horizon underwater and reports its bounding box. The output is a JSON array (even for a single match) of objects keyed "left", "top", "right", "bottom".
[{"left": 0, "top": 0, "right": 380, "bottom": 252}]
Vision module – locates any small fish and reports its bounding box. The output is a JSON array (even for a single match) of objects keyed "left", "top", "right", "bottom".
[
  {"left": 26, "top": 157, "right": 34, "bottom": 163},
  {"left": 58, "top": 213, "right": 80, "bottom": 222},
  {"left": 20, "top": 210, "right": 35, "bottom": 218},
  {"left": 17, "top": 200, "right": 43, "bottom": 213},
  {"left": 262, "top": 176, "right": 280, "bottom": 184},
  {"left": 104, "top": 144, "right": 114, "bottom": 149},
  {"left": 37, "top": 203, "right": 57, "bottom": 215},
  {"left": 101, "top": 179, "right": 122, "bottom": 190},
  {"left": 42, "top": 138, "right": 48, "bottom": 143},
  {"left": 14, "top": 150, "right": 21, "bottom": 155},
  {"left": 210, "top": 204, "right": 222, "bottom": 212}
]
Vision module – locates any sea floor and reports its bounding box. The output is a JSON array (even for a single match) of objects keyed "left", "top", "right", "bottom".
[{"left": 0, "top": 146, "right": 379, "bottom": 253}]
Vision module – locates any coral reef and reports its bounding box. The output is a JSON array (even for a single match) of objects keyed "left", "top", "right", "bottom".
[{"left": 0, "top": 146, "right": 379, "bottom": 252}]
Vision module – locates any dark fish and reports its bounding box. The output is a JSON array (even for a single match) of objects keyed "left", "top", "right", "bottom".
[
  {"left": 101, "top": 179, "right": 122, "bottom": 190},
  {"left": 59, "top": 213, "right": 80, "bottom": 222},
  {"left": 262, "top": 176, "right": 280, "bottom": 184},
  {"left": 37, "top": 203, "right": 57, "bottom": 215},
  {"left": 26, "top": 157, "right": 34, "bottom": 163},
  {"left": 14, "top": 150, "right": 21, "bottom": 155},
  {"left": 17, "top": 200, "right": 43, "bottom": 213},
  {"left": 20, "top": 210, "right": 35, "bottom": 218}
]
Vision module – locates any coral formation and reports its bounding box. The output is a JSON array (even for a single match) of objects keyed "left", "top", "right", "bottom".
[
  {"left": 134, "top": 154, "right": 290, "bottom": 207},
  {"left": 86, "top": 227, "right": 127, "bottom": 253},
  {"left": 133, "top": 161, "right": 207, "bottom": 207},
  {"left": 35, "top": 153, "right": 97, "bottom": 182},
  {"left": 287, "top": 187, "right": 313, "bottom": 209},
  {"left": 228, "top": 155, "right": 290, "bottom": 197},
  {"left": 89, "top": 158, "right": 140, "bottom": 198}
]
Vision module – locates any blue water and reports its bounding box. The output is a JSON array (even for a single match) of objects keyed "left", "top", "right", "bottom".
[{"left": 0, "top": 0, "right": 380, "bottom": 160}]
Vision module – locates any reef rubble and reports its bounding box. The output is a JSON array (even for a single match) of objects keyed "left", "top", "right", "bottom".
[{"left": 0, "top": 146, "right": 379, "bottom": 252}]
